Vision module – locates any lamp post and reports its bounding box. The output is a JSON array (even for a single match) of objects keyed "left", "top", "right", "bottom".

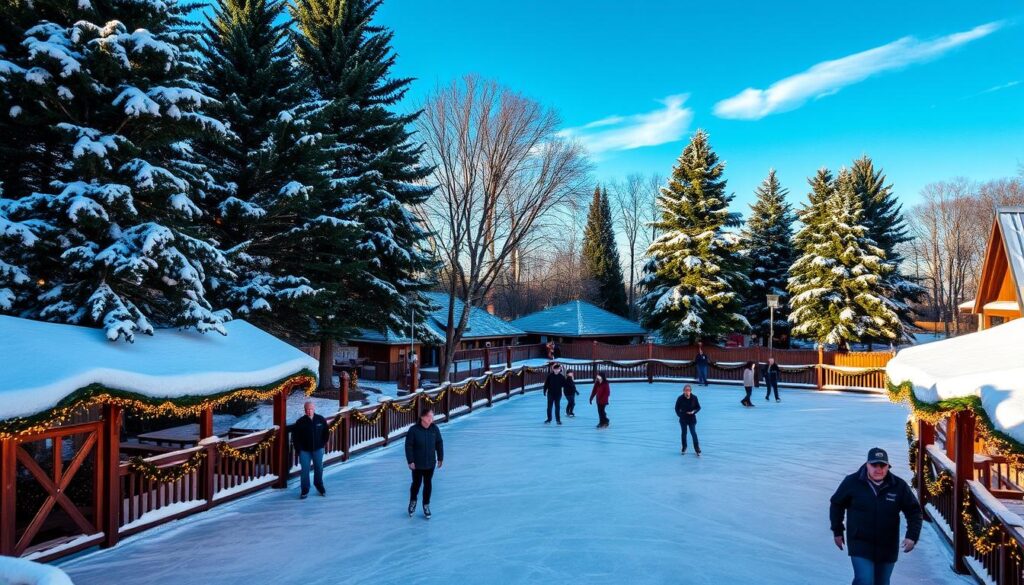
[{"left": 766, "top": 294, "right": 780, "bottom": 356}]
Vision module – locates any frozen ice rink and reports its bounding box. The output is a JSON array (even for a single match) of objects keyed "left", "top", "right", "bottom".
[{"left": 60, "top": 382, "right": 970, "bottom": 584}]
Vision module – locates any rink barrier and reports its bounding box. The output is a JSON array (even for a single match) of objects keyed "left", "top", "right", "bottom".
[{"left": 31, "top": 356, "right": 893, "bottom": 563}]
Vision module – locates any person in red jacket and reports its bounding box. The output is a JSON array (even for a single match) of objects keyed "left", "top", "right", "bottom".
[{"left": 589, "top": 372, "right": 611, "bottom": 428}]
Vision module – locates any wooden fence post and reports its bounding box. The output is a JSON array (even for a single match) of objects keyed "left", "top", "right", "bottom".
[
  {"left": 468, "top": 382, "right": 474, "bottom": 413},
  {"left": 444, "top": 384, "right": 452, "bottom": 419},
  {"left": 816, "top": 345, "right": 824, "bottom": 390},
  {"left": 410, "top": 362, "right": 419, "bottom": 394},
  {"left": 273, "top": 386, "right": 289, "bottom": 488},
  {"left": 917, "top": 418, "right": 935, "bottom": 518},
  {"left": 482, "top": 349, "right": 490, "bottom": 375},
  {"left": 101, "top": 404, "right": 121, "bottom": 548},
  {"left": 646, "top": 339, "right": 654, "bottom": 383},
  {"left": 199, "top": 406, "right": 213, "bottom": 440},
  {"left": 952, "top": 410, "right": 975, "bottom": 574},
  {"left": 341, "top": 411, "right": 351, "bottom": 462},
  {"left": 520, "top": 369, "right": 527, "bottom": 395},
  {"left": 340, "top": 372, "right": 349, "bottom": 408},
  {"left": 506, "top": 346, "right": 513, "bottom": 369},
  {"left": 380, "top": 399, "right": 391, "bottom": 446},
  {"left": 486, "top": 373, "right": 494, "bottom": 407},
  {"left": 0, "top": 438, "right": 15, "bottom": 556}
]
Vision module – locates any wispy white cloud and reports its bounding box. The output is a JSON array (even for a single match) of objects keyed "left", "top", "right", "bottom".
[
  {"left": 977, "top": 80, "right": 1021, "bottom": 95},
  {"left": 713, "top": 21, "right": 1004, "bottom": 120},
  {"left": 560, "top": 94, "right": 693, "bottom": 153}
]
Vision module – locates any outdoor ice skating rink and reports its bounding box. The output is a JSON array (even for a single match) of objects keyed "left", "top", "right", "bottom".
[{"left": 60, "top": 382, "right": 970, "bottom": 584}]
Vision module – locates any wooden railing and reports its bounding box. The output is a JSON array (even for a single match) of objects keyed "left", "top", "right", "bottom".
[{"left": 964, "top": 480, "right": 1024, "bottom": 585}]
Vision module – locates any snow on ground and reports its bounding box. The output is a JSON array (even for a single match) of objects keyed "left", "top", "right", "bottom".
[
  {"left": 888, "top": 318, "right": 1024, "bottom": 443},
  {"left": 59, "top": 382, "right": 969, "bottom": 585}
]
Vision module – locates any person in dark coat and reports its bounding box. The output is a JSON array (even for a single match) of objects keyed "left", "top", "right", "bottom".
[
  {"left": 694, "top": 346, "right": 710, "bottom": 386},
  {"left": 564, "top": 371, "right": 579, "bottom": 417},
  {"left": 543, "top": 363, "right": 566, "bottom": 424},
  {"left": 405, "top": 407, "right": 444, "bottom": 519},
  {"left": 830, "top": 447, "right": 922, "bottom": 585},
  {"left": 552, "top": 342, "right": 562, "bottom": 360},
  {"left": 674, "top": 384, "right": 701, "bottom": 455},
  {"left": 764, "top": 357, "right": 781, "bottom": 402},
  {"left": 288, "top": 401, "right": 330, "bottom": 498},
  {"left": 590, "top": 372, "right": 611, "bottom": 428}
]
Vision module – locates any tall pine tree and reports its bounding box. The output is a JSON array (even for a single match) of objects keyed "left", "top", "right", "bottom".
[
  {"left": 291, "top": 0, "right": 435, "bottom": 379},
  {"left": 582, "top": 185, "right": 628, "bottom": 315},
  {"left": 639, "top": 130, "right": 748, "bottom": 343},
  {"left": 850, "top": 156, "right": 921, "bottom": 344},
  {"left": 787, "top": 169, "right": 901, "bottom": 348},
  {"left": 740, "top": 169, "right": 795, "bottom": 345},
  {"left": 0, "top": 0, "right": 232, "bottom": 341},
  {"left": 194, "top": 0, "right": 337, "bottom": 339}
]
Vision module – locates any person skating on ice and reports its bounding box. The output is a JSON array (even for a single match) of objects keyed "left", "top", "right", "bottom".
[
  {"left": 590, "top": 372, "right": 611, "bottom": 428},
  {"left": 543, "top": 362, "right": 566, "bottom": 425},
  {"left": 694, "top": 345, "right": 710, "bottom": 386},
  {"left": 405, "top": 407, "right": 444, "bottom": 519},
  {"left": 741, "top": 361, "right": 756, "bottom": 407},
  {"left": 674, "top": 384, "right": 701, "bottom": 455},
  {"left": 564, "top": 371, "right": 579, "bottom": 417},
  {"left": 764, "top": 357, "right": 781, "bottom": 402}
]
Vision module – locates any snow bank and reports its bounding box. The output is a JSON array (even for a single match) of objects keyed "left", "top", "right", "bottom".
[
  {"left": 0, "top": 556, "right": 73, "bottom": 585},
  {"left": 887, "top": 318, "right": 1024, "bottom": 442},
  {"left": 0, "top": 316, "right": 317, "bottom": 421}
]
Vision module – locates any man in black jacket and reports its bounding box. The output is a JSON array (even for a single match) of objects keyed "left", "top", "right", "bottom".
[
  {"left": 764, "top": 357, "right": 781, "bottom": 402},
  {"left": 405, "top": 407, "right": 444, "bottom": 518},
  {"left": 830, "top": 447, "right": 922, "bottom": 585},
  {"left": 543, "top": 363, "right": 566, "bottom": 425},
  {"left": 289, "top": 401, "right": 330, "bottom": 499},
  {"left": 674, "top": 384, "right": 701, "bottom": 455}
]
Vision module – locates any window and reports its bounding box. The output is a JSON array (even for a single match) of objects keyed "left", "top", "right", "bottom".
[{"left": 989, "top": 315, "right": 1006, "bottom": 328}]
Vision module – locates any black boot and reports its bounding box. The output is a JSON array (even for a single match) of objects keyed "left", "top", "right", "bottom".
[
  {"left": 423, "top": 504, "right": 432, "bottom": 519},
  {"left": 408, "top": 500, "right": 416, "bottom": 517}
]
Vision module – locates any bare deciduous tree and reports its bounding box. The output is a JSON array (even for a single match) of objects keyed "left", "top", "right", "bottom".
[
  {"left": 610, "top": 173, "right": 648, "bottom": 317},
  {"left": 416, "top": 75, "right": 590, "bottom": 378}
]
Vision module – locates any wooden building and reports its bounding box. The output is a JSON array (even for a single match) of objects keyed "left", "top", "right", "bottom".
[
  {"left": 348, "top": 291, "right": 524, "bottom": 373},
  {"left": 0, "top": 316, "right": 317, "bottom": 561},
  {"left": 510, "top": 300, "right": 648, "bottom": 345},
  {"left": 970, "top": 207, "right": 1024, "bottom": 329}
]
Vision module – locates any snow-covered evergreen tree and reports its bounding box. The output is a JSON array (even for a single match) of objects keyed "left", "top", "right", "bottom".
[
  {"left": 850, "top": 156, "right": 922, "bottom": 344},
  {"left": 582, "top": 185, "right": 628, "bottom": 315},
  {"left": 639, "top": 129, "right": 748, "bottom": 343},
  {"left": 193, "top": 0, "right": 330, "bottom": 338},
  {"left": 0, "top": 0, "right": 231, "bottom": 341},
  {"left": 740, "top": 169, "right": 795, "bottom": 344},
  {"left": 787, "top": 170, "right": 901, "bottom": 348},
  {"left": 291, "top": 0, "right": 435, "bottom": 342}
]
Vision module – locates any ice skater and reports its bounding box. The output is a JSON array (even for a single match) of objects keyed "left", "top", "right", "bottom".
[
  {"left": 288, "top": 401, "right": 329, "bottom": 499},
  {"left": 674, "top": 384, "right": 701, "bottom": 455},
  {"left": 694, "top": 346, "right": 710, "bottom": 386},
  {"left": 543, "top": 362, "right": 566, "bottom": 425},
  {"left": 741, "top": 361, "right": 756, "bottom": 407},
  {"left": 830, "top": 448, "right": 921, "bottom": 585},
  {"left": 590, "top": 372, "right": 611, "bottom": 428},
  {"left": 564, "top": 371, "right": 579, "bottom": 417},
  {"left": 764, "top": 357, "right": 781, "bottom": 402},
  {"left": 405, "top": 406, "right": 444, "bottom": 519}
]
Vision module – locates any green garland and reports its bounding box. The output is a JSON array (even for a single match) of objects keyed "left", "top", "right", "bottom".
[
  {"left": 0, "top": 370, "right": 317, "bottom": 439},
  {"left": 128, "top": 450, "right": 207, "bottom": 483}
]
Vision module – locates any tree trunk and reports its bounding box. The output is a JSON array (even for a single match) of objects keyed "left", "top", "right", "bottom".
[{"left": 318, "top": 337, "right": 336, "bottom": 390}]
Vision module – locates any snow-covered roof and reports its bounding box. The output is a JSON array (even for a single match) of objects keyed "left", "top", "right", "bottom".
[
  {"left": 350, "top": 292, "right": 523, "bottom": 345},
  {"left": 511, "top": 300, "right": 648, "bottom": 337},
  {"left": 999, "top": 207, "right": 1024, "bottom": 307},
  {"left": 984, "top": 300, "right": 1021, "bottom": 312},
  {"left": 886, "top": 317, "right": 1024, "bottom": 442},
  {"left": 957, "top": 299, "right": 976, "bottom": 311},
  {"left": 0, "top": 316, "right": 318, "bottom": 421}
]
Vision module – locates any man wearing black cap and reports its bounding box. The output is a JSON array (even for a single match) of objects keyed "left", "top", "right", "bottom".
[{"left": 829, "top": 447, "right": 922, "bottom": 585}]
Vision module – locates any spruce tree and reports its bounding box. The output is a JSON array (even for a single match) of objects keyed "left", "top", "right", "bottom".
[
  {"left": 850, "top": 156, "right": 921, "bottom": 344},
  {"left": 740, "top": 169, "right": 795, "bottom": 345},
  {"left": 291, "top": 0, "right": 435, "bottom": 377},
  {"left": 582, "top": 185, "right": 628, "bottom": 315},
  {"left": 193, "top": 0, "right": 336, "bottom": 338},
  {"left": 0, "top": 0, "right": 232, "bottom": 341},
  {"left": 639, "top": 129, "right": 748, "bottom": 343},
  {"left": 787, "top": 170, "right": 901, "bottom": 348}
]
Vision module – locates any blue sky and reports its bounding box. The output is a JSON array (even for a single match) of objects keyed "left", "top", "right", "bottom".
[{"left": 375, "top": 1, "right": 1024, "bottom": 213}]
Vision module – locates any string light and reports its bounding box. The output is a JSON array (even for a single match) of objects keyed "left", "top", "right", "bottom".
[
  {"left": 128, "top": 450, "right": 207, "bottom": 483},
  {"left": 216, "top": 434, "right": 276, "bottom": 462}
]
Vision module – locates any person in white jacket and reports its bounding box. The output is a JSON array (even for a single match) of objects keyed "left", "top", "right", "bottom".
[{"left": 741, "top": 361, "right": 756, "bottom": 407}]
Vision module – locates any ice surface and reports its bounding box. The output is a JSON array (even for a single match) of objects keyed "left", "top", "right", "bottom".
[{"left": 59, "top": 383, "right": 967, "bottom": 585}]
